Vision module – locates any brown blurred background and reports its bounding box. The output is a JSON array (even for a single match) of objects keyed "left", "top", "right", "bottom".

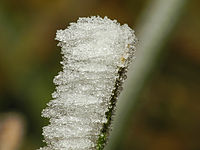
[{"left": 0, "top": 0, "right": 200, "bottom": 150}]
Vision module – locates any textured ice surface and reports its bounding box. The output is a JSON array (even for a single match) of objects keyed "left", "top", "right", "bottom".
[{"left": 39, "top": 16, "right": 137, "bottom": 150}]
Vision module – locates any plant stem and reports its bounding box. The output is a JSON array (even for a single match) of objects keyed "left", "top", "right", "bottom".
[
  {"left": 96, "top": 67, "right": 127, "bottom": 150},
  {"left": 105, "top": 0, "right": 187, "bottom": 149}
]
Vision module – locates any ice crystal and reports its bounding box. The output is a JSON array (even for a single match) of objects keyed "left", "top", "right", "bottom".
[{"left": 39, "top": 16, "right": 137, "bottom": 150}]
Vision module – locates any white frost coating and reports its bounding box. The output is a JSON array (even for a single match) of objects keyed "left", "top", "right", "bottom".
[{"left": 39, "top": 16, "right": 137, "bottom": 150}]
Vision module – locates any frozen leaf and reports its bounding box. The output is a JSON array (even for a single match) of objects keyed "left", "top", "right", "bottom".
[{"left": 39, "top": 16, "right": 137, "bottom": 150}]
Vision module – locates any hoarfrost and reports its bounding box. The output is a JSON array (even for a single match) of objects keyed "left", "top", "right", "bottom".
[{"left": 39, "top": 16, "right": 137, "bottom": 150}]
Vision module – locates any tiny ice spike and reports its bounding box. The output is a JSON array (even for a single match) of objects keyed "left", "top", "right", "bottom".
[{"left": 39, "top": 16, "right": 137, "bottom": 150}]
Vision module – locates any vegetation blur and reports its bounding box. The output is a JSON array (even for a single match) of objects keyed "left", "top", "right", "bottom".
[{"left": 0, "top": 0, "right": 199, "bottom": 150}]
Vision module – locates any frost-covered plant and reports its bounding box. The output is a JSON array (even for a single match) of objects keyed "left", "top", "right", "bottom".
[{"left": 39, "top": 16, "right": 137, "bottom": 150}]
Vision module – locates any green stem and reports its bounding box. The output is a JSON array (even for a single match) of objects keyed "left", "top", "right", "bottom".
[{"left": 96, "top": 67, "right": 127, "bottom": 150}]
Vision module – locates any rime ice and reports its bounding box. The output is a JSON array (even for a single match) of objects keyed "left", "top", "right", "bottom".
[{"left": 39, "top": 16, "right": 137, "bottom": 150}]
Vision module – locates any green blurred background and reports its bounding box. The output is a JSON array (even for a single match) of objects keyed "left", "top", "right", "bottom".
[{"left": 0, "top": 0, "right": 199, "bottom": 150}]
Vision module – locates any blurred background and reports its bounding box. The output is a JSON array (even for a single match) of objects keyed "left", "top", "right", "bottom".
[{"left": 0, "top": 0, "right": 199, "bottom": 150}]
